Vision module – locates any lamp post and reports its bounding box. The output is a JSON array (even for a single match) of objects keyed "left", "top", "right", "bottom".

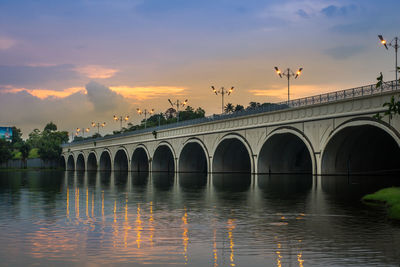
[
  {"left": 137, "top": 108, "right": 154, "bottom": 128},
  {"left": 168, "top": 99, "right": 188, "bottom": 122},
  {"left": 378, "top": 35, "right": 399, "bottom": 88},
  {"left": 76, "top": 127, "right": 90, "bottom": 137},
  {"left": 91, "top": 122, "right": 106, "bottom": 134},
  {"left": 274, "top": 66, "right": 303, "bottom": 104},
  {"left": 113, "top": 115, "right": 129, "bottom": 130},
  {"left": 211, "top": 86, "right": 234, "bottom": 113}
]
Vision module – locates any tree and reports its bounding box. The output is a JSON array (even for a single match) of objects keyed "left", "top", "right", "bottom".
[
  {"left": 17, "top": 141, "right": 31, "bottom": 168},
  {"left": 224, "top": 103, "right": 235, "bottom": 113},
  {"left": 374, "top": 72, "right": 400, "bottom": 119},
  {"left": 247, "top": 102, "right": 261, "bottom": 110},
  {"left": 44, "top": 122, "right": 57, "bottom": 132},
  {"left": 37, "top": 123, "right": 68, "bottom": 161},
  {"left": 11, "top": 126, "right": 22, "bottom": 145},
  {"left": 27, "top": 129, "right": 41, "bottom": 148},
  {"left": 0, "top": 139, "right": 12, "bottom": 165},
  {"left": 165, "top": 107, "right": 177, "bottom": 119},
  {"left": 234, "top": 104, "right": 244, "bottom": 112}
]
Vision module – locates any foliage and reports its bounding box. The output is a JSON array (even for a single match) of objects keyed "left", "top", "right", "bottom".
[
  {"left": 224, "top": 103, "right": 235, "bottom": 113},
  {"left": 234, "top": 104, "right": 244, "bottom": 112},
  {"left": 11, "top": 126, "right": 22, "bottom": 145},
  {"left": 33, "top": 123, "right": 69, "bottom": 161},
  {"left": 28, "top": 148, "right": 39, "bottom": 159},
  {"left": 363, "top": 187, "right": 400, "bottom": 219},
  {"left": 0, "top": 139, "right": 12, "bottom": 164},
  {"left": 44, "top": 122, "right": 57, "bottom": 132},
  {"left": 374, "top": 71, "right": 400, "bottom": 119},
  {"left": 27, "top": 129, "right": 41, "bottom": 148}
]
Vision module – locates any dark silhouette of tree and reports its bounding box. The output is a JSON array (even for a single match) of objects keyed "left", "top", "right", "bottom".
[
  {"left": 224, "top": 103, "right": 235, "bottom": 113},
  {"left": 234, "top": 104, "right": 244, "bottom": 112}
]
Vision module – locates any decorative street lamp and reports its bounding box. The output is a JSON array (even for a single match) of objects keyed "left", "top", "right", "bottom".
[
  {"left": 211, "top": 86, "right": 234, "bottom": 113},
  {"left": 378, "top": 35, "right": 399, "bottom": 88},
  {"left": 137, "top": 108, "right": 154, "bottom": 128},
  {"left": 76, "top": 127, "right": 90, "bottom": 137},
  {"left": 274, "top": 66, "right": 303, "bottom": 104},
  {"left": 168, "top": 99, "right": 188, "bottom": 122},
  {"left": 113, "top": 115, "right": 129, "bottom": 130},
  {"left": 91, "top": 122, "right": 106, "bottom": 134}
]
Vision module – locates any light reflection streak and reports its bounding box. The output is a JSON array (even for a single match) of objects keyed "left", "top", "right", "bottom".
[
  {"left": 66, "top": 187, "right": 69, "bottom": 219},
  {"left": 101, "top": 191, "right": 104, "bottom": 221},
  {"left": 123, "top": 197, "right": 130, "bottom": 248},
  {"left": 182, "top": 208, "right": 189, "bottom": 264},
  {"left": 91, "top": 193, "right": 94, "bottom": 218},
  {"left": 149, "top": 201, "right": 154, "bottom": 247},
  {"left": 275, "top": 238, "right": 282, "bottom": 267},
  {"left": 75, "top": 188, "right": 80, "bottom": 219},
  {"left": 213, "top": 228, "right": 218, "bottom": 267},
  {"left": 86, "top": 188, "right": 89, "bottom": 218},
  {"left": 135, "top": 203, "right": 142, "bottom": 248},
  {"left": 113, "top": 200, "right": 118, "bottom": 248},
  {"left": 227, "top": 219, "right": 235, "bottom": 267}
]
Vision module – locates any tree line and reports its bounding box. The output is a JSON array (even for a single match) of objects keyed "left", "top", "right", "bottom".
[{"left": 0, "top": 122, "right": 68, "bottom": 167}]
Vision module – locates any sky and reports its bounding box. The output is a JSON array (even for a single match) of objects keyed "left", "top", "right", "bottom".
[{"left": 0, "top": 0, "right": 399, "bottom": 138}]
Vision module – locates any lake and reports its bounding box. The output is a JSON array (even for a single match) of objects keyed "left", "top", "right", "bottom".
[{"left": 0, "top": 171, "right": 399, "bottom": 266}]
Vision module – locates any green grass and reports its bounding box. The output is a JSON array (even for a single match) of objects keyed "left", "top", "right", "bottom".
[
  {"left": 12, "top": 151, "right": 22, "bottom": 159},
  {"left": 363, "top": 187, "right": 400, "bottom": 220}
]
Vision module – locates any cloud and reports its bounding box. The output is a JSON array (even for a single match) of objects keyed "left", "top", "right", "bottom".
[
  {"left": 0, "top": 37, "right": 16, "bottom": 50},
  {"left": 1, "top": 86, "right": 85, "bottom": 99},
  {"left": 321, "top": 4, "right": 357, "bottom": 17},
  {"left": 74, "top": 65, "right": 118, "bottom": 79},
  {"left": 329, "top": 23, "right": 372, "bottom": 34},
  {"left": 85, "top": 81, "right": 127, "bottom": 112},
  {"left": 296, "top": 9, "right": 310, "bottom": 19},
  {"left": 324, "top": 45, "right": 366, "bottom": 60},
  {"left": 109, "top": 85, "right": 186, "bottom": 100}
]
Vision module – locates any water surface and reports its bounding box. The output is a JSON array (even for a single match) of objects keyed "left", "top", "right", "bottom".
[{"left": 0, "top": 171, "right": 399, "bottom": 266}]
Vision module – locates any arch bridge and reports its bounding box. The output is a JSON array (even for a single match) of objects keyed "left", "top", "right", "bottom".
[{"left": 62, "top": 81, "right": 400, "bottom": 175}]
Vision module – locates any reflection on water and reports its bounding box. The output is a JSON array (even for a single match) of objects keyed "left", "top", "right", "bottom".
[{"left": 0, "top": 171, "right": 399, "bottom": 266}]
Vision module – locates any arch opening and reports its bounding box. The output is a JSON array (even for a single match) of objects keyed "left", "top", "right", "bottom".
[
  {"left": 152, "top": 145, "right": 175, "bottom": 172},
  {"left": 213, "top": 138, "right": 251, "bottom": 173},
  {"left": 99, "top": 151, "right": 112, "bottom": 171},
  {"left": 258, "top": 133, "right": 312, "bottom": 174},
  {"left": 131, "top": 147, "right": 149, "bottom": 172},
  {"left": 179, "top": 142, "right": 207, "bottom": 173},
  {"left": 114, "top": 150, "right": 128, "bottom": 171},
  {"left": 76, "top": 154, "right": 85, "bottom": 171},
  {"left": 67, "top": 155, "right": 75, "bottom": 171},
  {"left": 322, "top": 125, "right": 400, "bottom": 175},
  {"left": 87, "top": 153, "right": 97, "bottom": 171}
]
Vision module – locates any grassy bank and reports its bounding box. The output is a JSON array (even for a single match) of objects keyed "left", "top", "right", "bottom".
[{"left": 363, "top": 187, "right": 400, "bottom": 220}]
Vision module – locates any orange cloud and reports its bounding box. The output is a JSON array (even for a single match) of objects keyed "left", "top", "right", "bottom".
[
  {"left": 110, "top": 86, "right": 186, "bottom": 100},
  {"left": 74, "top": 65, "right": 118, "bottom": 79},
  {"left": 2, "top": 87, "right": 86, "bottom": 99},
  {"left": 249, "top": 84, "right": 329, "bottom": 102}
]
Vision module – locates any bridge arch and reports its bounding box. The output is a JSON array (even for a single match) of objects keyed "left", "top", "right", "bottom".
[
  {"left": 99, "top": 149, "right": 112, "bottom": 171},
  {"left": 179, "top": 138, "right": 209, "bottom": 173},
  {"left": 132, "top": 145, "right": 150, "bottom": 172},
  {"left": 87, "top": 151, "right": 98, "bottom": 171},
  {"left": 321, "top": 118, "right": 400, "bottom": 175},
  {"left": 212, "top": 133, "right": 253, "bottom": 173},
  {"left": 114, "top": 147, "right": 129, "bottom": 171},
  {"left": 152, "top": 142, "right": 176, "bottom": 172},
  {"left": 258, "top": 127, "right": 315, "bottom": 174},
  {"left": 76, "top": 153, "right": 85, "bottom": 171},
  {"left": 67, "top": 154, "right": 75, "bottom": 171}
]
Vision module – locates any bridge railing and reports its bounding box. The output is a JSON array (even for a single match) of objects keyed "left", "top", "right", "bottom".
[{"left": 63, "top": 80, "right": 399, "bottom": 147}]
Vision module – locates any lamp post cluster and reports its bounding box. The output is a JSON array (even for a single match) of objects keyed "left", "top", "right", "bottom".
[
  {"left": 137, "top": 108, "right": 154, "bottom": 128},
  {"left": 92, "top": 122, "right": 106, "bottom": 134},
  {"left": 76, "top": 127, "right": 90, "bottom": 137},
  {"left": 168, "top": 99, "right": 188, "bottom": 122},
  {"left": 211, "top": 86, "right": 234, "bottom": 113},
  {"left": 274, "top": 67, "right": 303, "bottom": 104},
  {"left": 113, "top": 115, "right": 129, "bottom": 130}
]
